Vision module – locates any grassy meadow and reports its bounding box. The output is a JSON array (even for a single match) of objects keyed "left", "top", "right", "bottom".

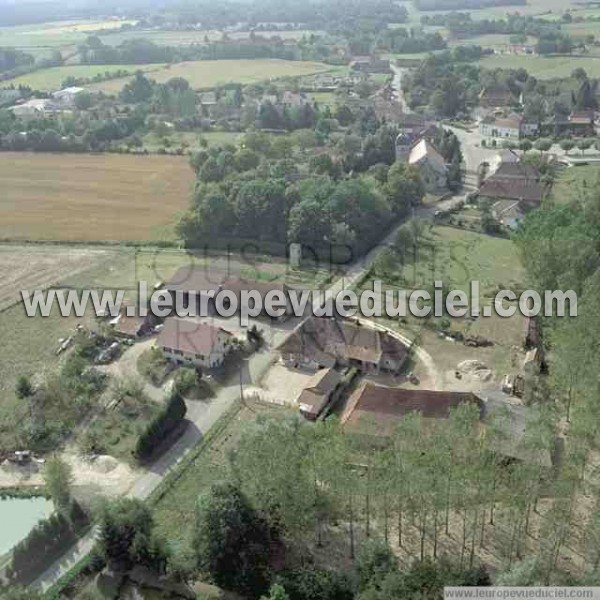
[
  {"left": 84, "top": 59, "right": 336, "bottom": 93},
  {"left": 4, "top": 63, "right": 164, "bottom": 90},
  {"left": 0, "top": 153, "right": 194, "bottom": 242},
  {"left": 477, "top": 54, "right": 600, "bottom": 79},
  {"left": 549, "top": 164, "right": 600, "bottom": 204}
]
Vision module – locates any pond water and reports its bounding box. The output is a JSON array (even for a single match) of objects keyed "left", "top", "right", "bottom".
[{"left": 0, "top": 496, "right": 54, "bottom": 555}]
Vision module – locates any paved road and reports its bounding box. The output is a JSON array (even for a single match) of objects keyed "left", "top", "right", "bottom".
[{"left": 390, "top": 64, "right": 412, "bottom": 114}]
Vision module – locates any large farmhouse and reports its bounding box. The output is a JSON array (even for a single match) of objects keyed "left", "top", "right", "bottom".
[
  {"left": 164, "top": 266, "right": 293, "bottom": 319},
  {"left": 278, "top": 317, "right": 408, "bottom": 374},
  {"left": 157, "top": 317, "right": 234, "bottom": 369}
]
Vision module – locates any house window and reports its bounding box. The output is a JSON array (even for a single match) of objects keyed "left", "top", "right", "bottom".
[{"left": 195, "top": 353, "right": 205, "bottom": 360}]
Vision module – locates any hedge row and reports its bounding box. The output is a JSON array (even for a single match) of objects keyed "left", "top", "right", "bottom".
[{"left": 134, "top": 392, "right": 187, "bottom": 461}]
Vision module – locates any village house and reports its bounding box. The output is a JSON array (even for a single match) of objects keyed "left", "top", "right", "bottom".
[
  {"left": 478, "top": 85, "right": 519, "bottom": 110},
  {"left": 479, "top": 159, "right": 545, "bottom": 205},
  {"left": 397, "top": 138, "right": 448, "bottom": 193},
  {"left": 479, "top": 114, "right": 538, "bottom": 140},
  {"left": 109, "top": 306, "right": 154, "bottom": 340},
  {"left": 9, "top": 98, "right": 55, "bottom": 120},
  {"left": 278, "top": 317, "right": 408, "bottom": 374},
  {"left": 281, "top": 91, "right": 308, "bottom": 108},
  {"left": 164, "top": 266, "right": 293, "bottom": 319},
  {"left": 296, "top": 368, "right": 343, "bottom": 420},
  {"left": 545, "top": 111, "right": 596, "bottom": 137},
  {"left": 350, "top": 55, "right": 391, "bottom": 74},
  {"left": 157, "top": 317, "right": 234, "bottom": 369},
  {"left": 51, "top": 86, "right": 85, "bottom": 107},
  {"left": 164, "top": 265, "right": 223, "bottom": 316}
]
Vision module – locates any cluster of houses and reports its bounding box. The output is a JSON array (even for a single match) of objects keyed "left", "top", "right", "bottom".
[
  {"left": 476, "top": 85, "right": 600, "bottom": 141},
  {"left": 9, "top": 87, "right": 85, "bottom": 120},
  {"left": 102, "top": 262, "right": 557, "bottom": 468}
]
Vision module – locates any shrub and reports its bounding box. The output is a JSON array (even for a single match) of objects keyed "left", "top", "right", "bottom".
[{"left": 134, "top": 392, "right": 187, "bottom": 461}]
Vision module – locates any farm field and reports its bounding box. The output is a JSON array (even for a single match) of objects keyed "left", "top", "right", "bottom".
[
  {"left": 0, "top": 245, "right": 114, "bottom": 311},
  {"left": 448, "top": 33, "right": 537, "bottom": 50},
  {"left": 0, "top": 19, "right": 136, "bottom": 57},
  {"left": 477, "top": 54, "right": 600, "bottom": 78},
  {"left": 0, "top": 153, "right": 194, "bottom": 242},
  {"left": 4, "top": 63, "right": 165, "bottom": 91},
  {"left": 407, "top": 0, "right": 578, "bottom": 21},
  {"left": 84, "top": 59, "right": 336, "bottom": 93},
  {"left": 549, "top": 164, "right": 600, "bottom": 204}
]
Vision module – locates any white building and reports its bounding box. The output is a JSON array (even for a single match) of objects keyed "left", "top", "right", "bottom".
[
  {"left": 9, "top": 99, "right": 53, "bottom": 120},
  {"left": 479, "top": 114, "right": 539, "bottom": 140},
  {"left": 407, "top": 138, "right": 448, "bottom": 192},
  {"left": 158, "top": 318, "right": 234, "bottom": 369},
  {"left": 51, "top": 87, "right": 85, "bottom": 107}
]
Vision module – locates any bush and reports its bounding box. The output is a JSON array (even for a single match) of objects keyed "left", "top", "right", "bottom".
[
  {"left": 174, "top": 367, "right": 198, "bottom": 397},
  {"left": 134, "top": 391, "right": 187, "bottom": 461},
  {"left": 137, "top": 347, "right": 171, "bottom": 386}
]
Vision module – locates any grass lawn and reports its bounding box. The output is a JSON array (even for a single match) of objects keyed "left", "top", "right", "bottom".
[
  {"left": 477, "top": 54, "right": 600, "bottom": 78},
  {"left": 0, "top": 152, "right": 194, "bottom": 242},
  {"left": 85, "top": 59, "right": 336, "bottom": 94},
  {"left": 4, "top": 63, "right": 164, "bottom": 91},
  {"left": 549, "top": 164, "right": 600, "bottom": 204},
  {"left": 395, "top": 225, "right": 524, "bottom": 297}
]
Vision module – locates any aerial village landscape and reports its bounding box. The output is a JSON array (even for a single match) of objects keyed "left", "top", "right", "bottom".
[{"left": 0, "top": 0, "right": 600, "bottom": 597}]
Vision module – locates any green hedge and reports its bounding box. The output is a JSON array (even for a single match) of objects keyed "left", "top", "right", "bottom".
[{"left": 134, "top": 392, "right": 187, "bottom": 461}]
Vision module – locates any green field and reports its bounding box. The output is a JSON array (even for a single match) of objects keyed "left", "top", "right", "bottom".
[
  {"left": 0, "top": 19, "right": 137, "bottom": 58},
  {"left": 448, "top": 34, "right": 537, "bottom": 50},
  {"left": 98, "top": 28, "right": 322, "bottom": 47},
  {"left": 478, "top": 54, "right": 600, "bottom": 78},
  {"left": 565, "top": 21, "right": 600, "bottom": 39},
  {"left": 4, "top": 63, "right": 164, "bottom": 91},
  {"left": 549, "top": 164, "right": 600, "bottom": 204},
  {"left": 84, "top": 59, "right": 336, "bottom": 94}
]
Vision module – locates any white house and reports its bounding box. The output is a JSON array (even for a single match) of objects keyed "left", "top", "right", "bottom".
[
  {"left": 479, "top": 114, "right": 539, "bottom": 140},
  {"left": 407, "top": 138, "right": 448, "bottom": 192},
  {"left": 158, "top": 318, "right": 233, "bottom": 369},
  {"left": 51, "top": 87, "right": 85, "bottom": 107},
  {"left": 9, "top": 99, "right": 52, "bottom": 120}
]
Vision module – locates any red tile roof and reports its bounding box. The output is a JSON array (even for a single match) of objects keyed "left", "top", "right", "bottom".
[{"left": 341, "top": 382, "right": 483, "bottom": 435}]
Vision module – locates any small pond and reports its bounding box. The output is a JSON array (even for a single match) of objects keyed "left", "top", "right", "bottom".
[{"left": 0, "top": 496, "right": 53, "bottom": 555}]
